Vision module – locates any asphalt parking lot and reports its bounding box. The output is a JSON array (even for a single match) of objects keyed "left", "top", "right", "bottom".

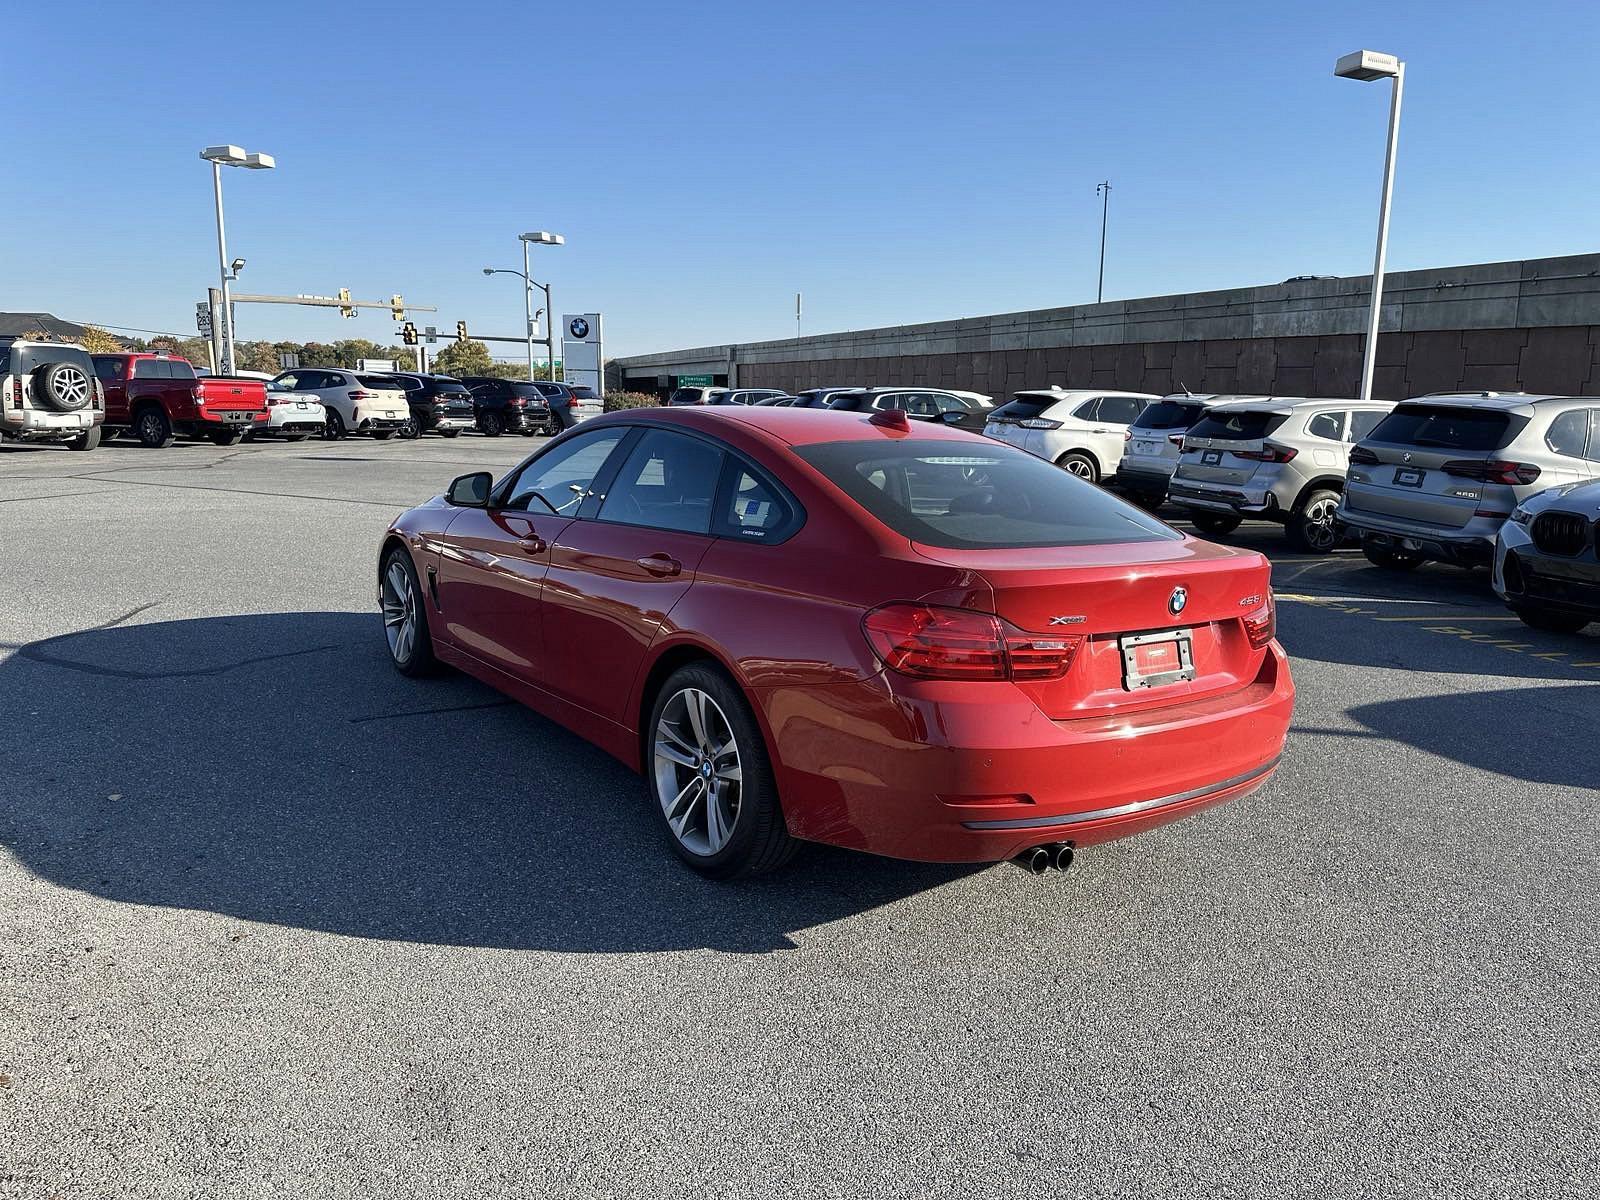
[{"left": 2, "top": 434, "right": 1596, "bottom": 1199}]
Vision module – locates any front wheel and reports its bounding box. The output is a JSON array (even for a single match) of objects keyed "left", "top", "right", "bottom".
[
  {"left": 1512, "top": 605, "right": 1591, "bottom": 635},
  {"left": 647, "top": 665, "right": 796, "bottom": 879},
  {"left": 380, "top": 548, "right": 439, "bottom": 677},
  {"left": 1056, "top": 452, "right": 1098, "bottom": 482},
  {"left": 324, "top": 409, "right": 347, "bottom": 440},
  {"left": 1288, "top": 488, "right": 1342, "bottom": 553},
  {"left": 1190, "top": 512, "right": 1242, "bottom": 536},
  {"left": 1362, "top": 541, "right": 1423, "bottom": 571}
]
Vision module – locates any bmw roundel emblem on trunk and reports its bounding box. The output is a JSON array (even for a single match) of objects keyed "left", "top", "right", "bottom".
[{"left": 1169, "top": 586, "right": 1188, "bottom": 616}]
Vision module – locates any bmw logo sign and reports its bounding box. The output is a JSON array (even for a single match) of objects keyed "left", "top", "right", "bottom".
[
  {"left": 1169, "top": 586, "right": 1188, "bottom": 616},
  {"left": 568, "top": 317, "right": 590, "bottom": 340}
]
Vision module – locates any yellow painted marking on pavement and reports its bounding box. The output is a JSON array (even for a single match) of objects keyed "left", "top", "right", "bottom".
[{"left": 1376, "top": 614, "right": 1519, "bottom": 622}]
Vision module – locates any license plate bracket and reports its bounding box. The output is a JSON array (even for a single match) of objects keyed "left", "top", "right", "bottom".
[
  {"left": 1393, "top": 466, "right": 1424, "bottom": 487},
  {"left": 1202, "top": 450, "right": 1222, "bottom": 465},
  {"left": 1120, "top": 628, "right": 1196, "bottom": 690}
]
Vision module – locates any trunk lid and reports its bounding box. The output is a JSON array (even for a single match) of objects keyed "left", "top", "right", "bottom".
[
  {"left": 1173, "top": 408, "right": 1290, "bottom": 486},
  {"left": 913, "top": 537, "right": 1273, "bottom": 719}
]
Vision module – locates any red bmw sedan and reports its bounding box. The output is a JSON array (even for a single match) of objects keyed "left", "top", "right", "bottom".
[{"left": 378, "top": 406, "right": 1293, "bottom": 878}]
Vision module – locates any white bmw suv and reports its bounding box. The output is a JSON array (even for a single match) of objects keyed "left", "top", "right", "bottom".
[{"left": 983, "top": 388, "right": 1156, "bottom": 482}]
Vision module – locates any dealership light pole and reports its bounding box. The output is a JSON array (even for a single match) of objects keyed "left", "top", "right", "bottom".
[
  {"left": 199, "top": 145, "right": 274, "bottom": 375},
  {"left": 1335, "top": 49, "right": 1405, "bottom": 403},
  {"left": 1096, "top": 181, "right": 1111, "bottom": 303},
  {"left": 484, "top": 232, "right": 563, "bottom": 381}
]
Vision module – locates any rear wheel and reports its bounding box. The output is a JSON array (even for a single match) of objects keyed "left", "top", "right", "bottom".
[
  {"left": 380, "top": 548, "right": 439, "bottom": 676},
  {"left": 479, "top": 411, "right": 504, "bottom": 437},
  {"left": 1361, "top": 541, "right": 1423, "bottom": 571},
  {"left": 1190, "top": 512, "right": 1242, "bottom": 536},
  {"left": 1512, "top": 605, "right": 1591, "bottom": 634},
  {"left": 647, "top": 664, "right": 796, "bottom": 879},
  {"left": 1288, "top": 488, "right": 1342, "bottom": 553},
  {"left": 398, "top": 418, "right": 420, "bottom": 440},
  {"left": 1056, "top": 452, "right": 1098, "bottom": 482},
  {"left": 135, "top": 407, "right": 174, "bottom": 449},
  {"left": 68, "top": 426, "right": 101, "bottom": 452}
]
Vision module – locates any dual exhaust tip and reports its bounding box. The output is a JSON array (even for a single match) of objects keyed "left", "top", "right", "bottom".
[{"left": 1013, "top": 842, "right": 1075, "bottom": 876}]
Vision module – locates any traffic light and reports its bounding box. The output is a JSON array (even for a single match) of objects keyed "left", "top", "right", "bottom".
[
  {"left": 455, "top": 320, "right": 468, "bottom": 343},
  {"left": 338, "top": 287, "right": 355, "bottom": 319},
  {"left": 390, "top": 294, "right": 406, "bottom": 322},
  {"left": 401, "top": 322, "right": 418, "bottom": 346}
]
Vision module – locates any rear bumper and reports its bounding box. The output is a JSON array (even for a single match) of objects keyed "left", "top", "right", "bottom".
[
  {"left": 261, "top": 405, "right": 325, "bottom": 432},
  {"left": 1169, "top": 479, "right": 1277, "bottom": 516},
  {"left": 760, "top": 644, "right": 1294, "bottom": 863},
  {"left": 1116, "top": 461, "right": 1178, "bottom": 496},
  {"left": 0, "top": 407, "right": 101, "bottom": 437},
  {"left": 1338, "top": 504, "right": 1496, "bottom": 566}
]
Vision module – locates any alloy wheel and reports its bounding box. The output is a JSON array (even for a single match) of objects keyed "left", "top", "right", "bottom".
[
  {"left": 1303, "top": 497, "right": 1339, "bottom": 551},
  {"left": 54, "top": 365, "right": 90, "bottom": 407},
  {"left": 653, "top": 688, "right": 743, "bottom": 856},
  {"left": 1063, "top": 457, "right": 1094, "bottom": 479},
  {"left": 381, "top": 559, "right": 417, "bottom": 664}
]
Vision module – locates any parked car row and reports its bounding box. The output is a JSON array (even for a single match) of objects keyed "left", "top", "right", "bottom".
[{"left": 0, "top": 337, "right": 593, "bottom": 452}]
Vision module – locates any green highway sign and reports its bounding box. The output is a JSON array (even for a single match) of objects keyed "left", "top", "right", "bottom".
[{"left": 677, "top": 373, "right": 714, "bottom": 386}]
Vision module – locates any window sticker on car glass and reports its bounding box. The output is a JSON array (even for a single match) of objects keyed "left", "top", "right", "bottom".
[{"left": 736, "top": 497, "right": 771, "bottom": 526}]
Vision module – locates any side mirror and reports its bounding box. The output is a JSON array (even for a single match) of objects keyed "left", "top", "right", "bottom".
[
  {"left": 447, "top": 472, "right": 493, "bottom": 507},
  {"left": 936, "top": 410, "right": 965, "bottom": 425}
]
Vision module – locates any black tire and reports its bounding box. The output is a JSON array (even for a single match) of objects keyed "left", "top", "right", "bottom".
[
  {"left": 520, "top": 430, "right": 538, "bottom": 437},
  {"left": 1190, "top": 512, "right": 1242, "bottom": 536},
  {"left": 1288, "top": 487, "right": 1342, "bottom": 553},
  {"left": 1511, "top": 605, "right": 1591, "bottom": 635},
  {"left": 32, "top": 361, "right": 93, "bottom": 411},
  {"left": 1361, "top": 541, "right": 1423, "bottom": 571},
  {"left": 380, "top": 547, "right": 440, "bottom": 677},
  {"left": 439, "top": 429, "right": 461, "bottom": 439},
  {"left": 209, "top": 430, "right": 244, "bottom": 446},
  {"left": 370, "top": 429, "right": 396, "bottom": 441},
  {"left": 645, "top": 663, "right": 796, "bottom": 879},
  {"left": 134, "top": 406, "right": 175, "bottom": 449},
  {"left": 324, "top": 409, "right": 347, "bottom": 440},
  {"left": 1124, "top": 490, "right": 1165, "bottom": 513},
  {"left": 398, "top": 418, "right": 420, "bottom": 440},
  {"left": 479, "top": 411, "right": 505, "bottom": 437},
  {"left": 100, "top": 427, "right": 119, "bottom": 445},
  {"left": 68, "top": 426, "right": 102, "bottom": 452},
  {"left": 1056, "top": 452, "right": 1098, "bottom": 482}
]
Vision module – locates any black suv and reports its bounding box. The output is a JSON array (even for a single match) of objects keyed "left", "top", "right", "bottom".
[
  {"left": 460, "top": 377, "right": 555, "bottom": 437},
  {"left": 381, "top": 373, "right": 477, "bottom": 438}
]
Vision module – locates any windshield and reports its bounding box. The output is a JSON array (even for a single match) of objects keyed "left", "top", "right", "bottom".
[
  {"left": 1186, "top": 410, "right": 1289, "bottom": 441},
  {"left": 1132, "top": 400, "right": 1205, "bottom": 431},
  {"left": 1365, "top": 405, "right": 1523, "bottom": 452},
  {"left": 794, "top": 439, "right": 1180, "bottom": 550}
]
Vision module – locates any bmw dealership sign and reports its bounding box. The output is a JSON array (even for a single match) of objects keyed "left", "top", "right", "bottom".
[{"left": 562, "top": 312, "right": 603, "bottom": 397}]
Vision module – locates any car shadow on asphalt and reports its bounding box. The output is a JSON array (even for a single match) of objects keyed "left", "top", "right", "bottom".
[{"left": 0, "top": 612, "right": 979, "bottom": 954}]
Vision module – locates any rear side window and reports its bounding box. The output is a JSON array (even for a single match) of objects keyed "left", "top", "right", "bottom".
[
  {"left": 1187, "top": 411, "right": 1290, "bottom": 441},
  {"left": 717, "top": 465, "right": 797, "bottom": 541},
  {"left": 1306, "top": 412, "right": 1345, "bottom": 442},
  {"left": 1366, "top": 405, "right": 1522, "bottom": 453},
  {"left": 598, "top": 429, "right": 722, "bottom": 534},
  {"left": 1544, "top": 409, "right": 1590, "bottom": 458},
  {"left": 1096, "top": 396, "right": 1148, "bottom": 424},
  {"left": 1131, "top": 401, "right": 1203, "bottom": 431},
  {"left": 794, "top": 440, "right": 1179, "bottom": 550},
  {"left": 92, "top": 357, "right": 126, "bottom": 382},
  {"left": 991, "top": 395, "right": 1059, "bottom": 422},
  {"left": 168, "top": 360, "right": 197, "bottom": 380}
]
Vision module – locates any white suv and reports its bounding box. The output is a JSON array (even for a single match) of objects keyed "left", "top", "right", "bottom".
[
  {"left": 983, "top": 388, "right": 1156, "bottom": 481},
  {"left": 270, "top": 368, "right": 408, "bottom": 439},
  {"left": 1116, "top": 395, "right": 1234, "bottom": 508},
  {"left": 0, "top": 337, "right": 105, "bottom": 451}
]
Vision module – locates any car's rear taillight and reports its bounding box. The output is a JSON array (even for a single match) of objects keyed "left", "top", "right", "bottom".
[
  {"left": 349, "top": 390, "right": 374, "bottom": 401},
  {"left": 862, "top": 603, "right": 1081, "bottom": 682},
  {"left": 567, "top": 397, "right": 578, "bottom": 407},
  {"left": 1018, "top": 418, "right": 1062, "bottom": 430},
  {"left": 191, "top": 387, "right": 205, "bottom": 405},
  {"left": 509, "top": 397, "right": 526, "bottom": 407},
  {"left": 1443, "top": 459, "right": 1541, "bottom": 486},
  {"left": 1124, "top": 430, "right": 1133, "bottom": 442},
  {"left": 1235, "top": 443, "right": 1298, "bottom": 463},
  {"left": 9, "top": 378, "right": 21, "bottom": 408},
  {"left": 1168, "top": 434, "right": 1186, "bottom": 447},
  {"left": 1348, "top": 446, "right": 1380, "bottom": 465},
  {"left": 1242, "top": 595, "right": 1276, "bottom": 650}
]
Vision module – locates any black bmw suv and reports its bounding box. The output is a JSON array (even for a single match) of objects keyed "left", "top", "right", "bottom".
[
  {"left": 460, "top": 377, "right": 556, "bottom": 436},
  {"left": 382, "top": 373, "right": 477, "bottom": 438}
]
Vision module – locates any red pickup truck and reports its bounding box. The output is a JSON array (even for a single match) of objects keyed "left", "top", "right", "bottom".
[{"left": 92, "top": 353, "right": 268, "bottom": 447}]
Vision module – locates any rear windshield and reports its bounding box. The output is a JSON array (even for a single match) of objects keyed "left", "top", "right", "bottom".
[
  {"left": 990, "top": 395, "right": 1058, "bottom": 421},
  {"left": 1365, "top": 404, "right": 1523, "bottom": 453},
  {"left": 1186, "top": 410, "right": 1289, "bottom": 441},
  {"left": 358, "top": 374, "right": 401, "bottom": 390},
  {"left": 506, "top": 382, "right": 544, "bottom": 397},
  {"left": 1132, "top": 400, "right": 1205, "bottom": 431},
  {"left": 794, "top": 440, "right": 1180, "bottom": 550},
  {"left": 11, "top": 343, "right": 95, "bottom": 376},
  {"left": 825, "top": 392, "right": 871, "bottom": 412},
  {"left": 569, "top": 385, "right": 599, "bottom": 399},
  {"left": 667, "top": 389, "right": 699, "bottom": 404}
]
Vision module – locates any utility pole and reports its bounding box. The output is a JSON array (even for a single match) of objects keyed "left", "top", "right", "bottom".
[
  {"left": 796, "top": 291, "right": 802, "bottom": 339},
  {"left": 543, "top": 280, "right": 555, "bottom": 380},
  {"left": 1096, "top": 181, "right": 1112, "bottom": 303}
]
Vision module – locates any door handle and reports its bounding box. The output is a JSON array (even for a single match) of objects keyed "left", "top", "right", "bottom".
[
  {"left": 519, "top": 535, "right": 547, "bottom": 554},
  {"left": 635, "top": 554, "right": 681, "bottom": 577},
  {"left": 1092, "top": 427, "right": 1110, "bottom": 434}
]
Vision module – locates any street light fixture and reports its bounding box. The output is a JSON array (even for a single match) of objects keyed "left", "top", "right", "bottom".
[
  {"left": 199, "top": 144, "right": 275, "bottom": 375},
  {"left": 1335, "top": 49, "right": 1405, "bottom": 403},
  {"left": 482, "top": 232, "right": 565, "bottom": 383}
]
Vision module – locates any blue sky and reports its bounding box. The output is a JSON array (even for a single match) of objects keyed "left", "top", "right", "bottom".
[{"left": 11, "top": 0, "right": 1600, "bottom": 360}]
